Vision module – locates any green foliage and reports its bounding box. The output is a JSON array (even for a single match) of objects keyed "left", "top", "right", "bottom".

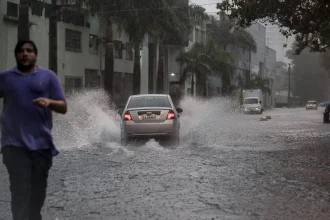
[
  {"left": 217, "top": 0, "right": 330, "bottom": 54},
  {"left": 236, "top": 74, "right": 271, "bottom": 95},
  {"left": 177, "top": 41, "right": 233, "bottom": 95},
  {"left": 208, "top": 15, "right": 256, "bottom": 52}
]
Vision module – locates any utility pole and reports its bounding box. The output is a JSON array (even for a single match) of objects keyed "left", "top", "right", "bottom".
[
  {"left": 288, "top": 63, "right": 291, "bottom": 107},
  {"left": 17, "top": 0, "right": 30, "bottom": 41}
]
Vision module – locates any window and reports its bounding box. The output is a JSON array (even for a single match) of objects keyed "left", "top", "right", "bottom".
[
  {"left": 6, "top": 1, "right": 18, "bottom": 17},
  {"left": 85, "top": 69, "right": 100, "bottom": 88},
  {"left": 64, "top": 76, "right": 82, "bottom": 94},
  {"left": 114, "top": 41, "right": 123, "bottom": 59},
  {"left": 127, "top": 96, "right": 172, "bottom": 108},
  {"left": 31, "top": 1, "right": 43, "bottom": 16},
  {"left": 126, "top": 43, "right": 133, "bottom": 60},
  {"left": 89, "top": 34, "right": 99, "bottom": 54},
  {"left": 65, "top": 29, "right": 82, "bottom": 53}
]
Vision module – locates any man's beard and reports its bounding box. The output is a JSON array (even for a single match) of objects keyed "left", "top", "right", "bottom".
[{"left": 16, "top": 60, "right": 36, "bottom": 73}]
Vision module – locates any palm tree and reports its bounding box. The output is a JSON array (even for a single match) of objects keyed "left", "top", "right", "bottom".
[
  {"left": 234, "top": 74, "right": 271, "bottom": 104},
  {"left": 176, "top": 43, "right": 211, "bottom": 96},
  {"left": 155, "top": 2, "right": 209, "bottom": 94},
  {"left": 207, "top": 14, "right": 257, "bottom": 95},
  {"left": 116, "top": 0, "right": 185, "bottom": 95},
  {"left": 177, "top": 41, "right": 233, "bottom": 96},
  {"left": 246, "top": 74, "right": 271, "bottom": 95}
]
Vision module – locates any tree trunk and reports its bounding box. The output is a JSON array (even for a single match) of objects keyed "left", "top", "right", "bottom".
[
  {"left": 203, "top": 77, "right": 208, "bottom": 97},
  {"left": 157, "top": 43, "right": 165, "bottom": 94},
  {"left": 104, "top": 17, "right": 114, "bottom": 102},
  {"left": 190, "top": 73, "right": 194, "bottom": 96},
  {"left": 48, "top": 0, "right": 57, "bottom": 73},
  {"left": 133, "top": 42, "right": 141, "bottom": 94},
  {"left": 221, "top": 68, "right": 231, "bottom": 96},
  {"left": 17, "top": 0, "right": 30, "bottom": 41}
]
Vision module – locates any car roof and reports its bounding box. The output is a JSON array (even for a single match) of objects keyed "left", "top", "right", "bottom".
[{"left": 129, "top": 94, "right": 169, "bottom": 98}]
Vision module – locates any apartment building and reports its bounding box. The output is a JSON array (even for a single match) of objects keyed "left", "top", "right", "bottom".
[{"left": 0, "top": 0, "right": 135, "bottom": 105}]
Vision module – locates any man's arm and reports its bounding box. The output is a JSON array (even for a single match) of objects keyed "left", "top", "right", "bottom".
[{"left": 49, "top": 99, "right": 67, "bottom": 114}]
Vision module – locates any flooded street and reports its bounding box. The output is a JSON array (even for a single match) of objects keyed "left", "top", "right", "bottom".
[{"left": 1, "top": 94, "right": 330, "bottom": 220}]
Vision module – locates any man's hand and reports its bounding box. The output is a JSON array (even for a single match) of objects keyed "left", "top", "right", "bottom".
[
  {"left": 33, "top": 97, "right": 67, "bottom": 114},
  {"left": 33, "top": 97, "right": 51, "bottom": 107}
]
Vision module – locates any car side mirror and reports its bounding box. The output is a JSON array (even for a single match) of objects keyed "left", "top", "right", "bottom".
[
  {"left": 176, "top": 108, "right": 183, "bottom": 113},
  {"left": 117, "top": 109, "right": 123, "bottom": 115},
  {"left": 259, "top": 101, "right": 262, "bottom": 104}
]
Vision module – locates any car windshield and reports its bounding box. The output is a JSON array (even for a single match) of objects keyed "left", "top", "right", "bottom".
[
  {"left": 244, "top": 98, "right": 258, "bottom": 104},
  {"left": 127, "top": 96, "right": 172, "bottom": 108},
  {"left": 308, "top": 101, "right": 316, "bottom": 104}
]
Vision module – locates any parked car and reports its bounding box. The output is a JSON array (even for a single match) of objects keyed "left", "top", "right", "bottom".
[
  {"left": 117, "top": 94, "right": 183, "bottom": 146},
  {"left": 306, "top": 100, "right": 317, "bottom": 110}
]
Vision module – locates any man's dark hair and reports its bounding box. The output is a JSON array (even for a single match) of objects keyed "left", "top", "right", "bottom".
[{"left": 14, "top": 40, "right": 38, "bottom": 57}]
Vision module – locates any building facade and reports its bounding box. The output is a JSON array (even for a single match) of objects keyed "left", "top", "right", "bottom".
[
  {"left": 265, "top": 46, "right": 277, "bottom": 107},
  {"left": 246, "top": 22, "right": 266, "bottom": 77},
  {"left": 0, "top": 0, "right": 136, "bottom": 105}
]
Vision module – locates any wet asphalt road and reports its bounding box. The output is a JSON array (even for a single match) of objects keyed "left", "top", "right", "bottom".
[{"left": 1, "top": 107, "right": 330, "bottom": 220}]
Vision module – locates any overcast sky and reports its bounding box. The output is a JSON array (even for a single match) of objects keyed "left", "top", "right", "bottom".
[{"left": 190, "top": 0, "right": 219, "bottom": 15}]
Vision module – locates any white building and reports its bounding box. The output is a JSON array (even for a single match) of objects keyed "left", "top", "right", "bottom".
[
  {"left": 265, "top": 23, "right": 295, "bottom": 64},
  {"left": 0, "top": 0, "right": 214, "bottom": 106},
  {"left": 265, "top": 46, "right": 276, "bottom": 107},
  {"left": 246, "top": 22, "right": 267, "bottom": 77},
  {"left": 0, "top": 0, "right": 136, "bottom": 106}
]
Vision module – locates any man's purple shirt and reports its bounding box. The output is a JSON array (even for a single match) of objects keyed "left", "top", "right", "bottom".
[{"left": 0, "top": 66, "right": 65, "bottom": 156}]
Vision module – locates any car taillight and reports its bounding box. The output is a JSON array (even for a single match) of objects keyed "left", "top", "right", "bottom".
[
  {"left": 124, "top": 112, "right": 132, "bottom": 120},
  {"left": 167, "top": 111, "right": 176, "bottom": 119}
]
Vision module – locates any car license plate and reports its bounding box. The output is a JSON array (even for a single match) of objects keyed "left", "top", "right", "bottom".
[{"left": 140, "top": 114, "right": 157, "bottom": 119}]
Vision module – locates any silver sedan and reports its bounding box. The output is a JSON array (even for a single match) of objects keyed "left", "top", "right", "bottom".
[{"left": 117, "top": 94, "right": 183, "bottom": 146}]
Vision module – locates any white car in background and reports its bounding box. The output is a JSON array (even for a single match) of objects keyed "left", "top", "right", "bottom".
[{"left": 306, "top": 100, "right": 317, "bottom": 110}]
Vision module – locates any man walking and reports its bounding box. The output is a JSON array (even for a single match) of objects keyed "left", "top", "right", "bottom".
[{"left": 0, "top": 40, "right": 67, "bottom": 220}]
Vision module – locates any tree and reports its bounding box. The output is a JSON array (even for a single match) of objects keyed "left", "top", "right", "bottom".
[
  {"left": 207, "top": 14, "right": 256, "bottom": 95},
  {"left": 217, "top": 0, "right": 330, "bottom": 54},
  {"left": 177, "top": 42, "right": 233, "bottom": 96},
  {"left": 235, "top": 74, "right": 271, "bottom": 104},
  {"left": 81, "top": 0, "right": 208, "bottom": 96},
  {"left": 286, "top": 42, "right": 330, "bottom": 103},
  {"left": 155, "top": 1, "right": 209, "bottom": 94},
  {"left": 207, "top": 14, "right": 256, "bottom": 52},
  {"left": 48, "top": 0, "right": 58, "bottom": 73},
  {"left": 76, "top": 0, "right": 125, "bottom": 100},
  {"left": 246, "top": 74, "right": 271, "bottom": 95}
]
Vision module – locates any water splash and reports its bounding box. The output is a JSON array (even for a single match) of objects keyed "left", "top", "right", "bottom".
[
  {"left": 52, "top": 90, "right": 243, "bottom": 151},
  {"left": 179, "top": 95, "right": 243, "bottom": 146},
  {"left": 52, "top": 89, "right": 120, "bottom": 149}
]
